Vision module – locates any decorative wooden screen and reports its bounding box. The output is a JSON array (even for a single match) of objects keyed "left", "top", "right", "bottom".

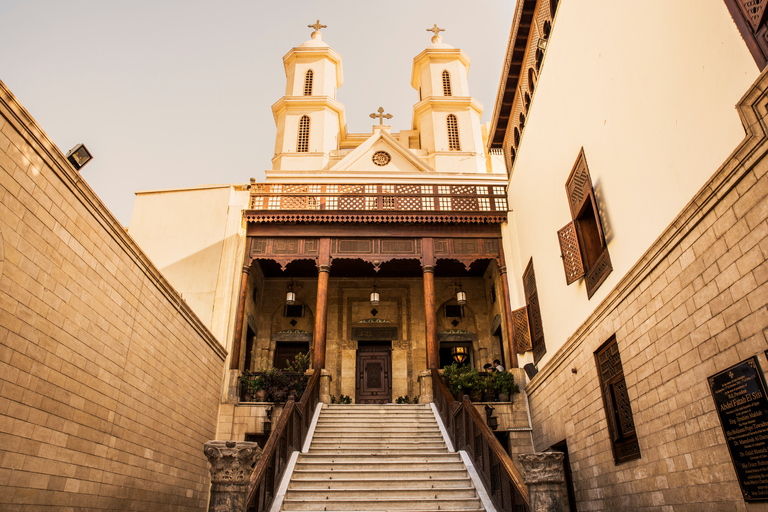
[
  {"left": 442, "top": 70, "right": 452, "bottom": 96},
  {"left": 447, "top": 114, "right": 461, "bottom": 151},
  {"left": 557, "top": 148, "right": 612, "bottom": 298},
  {"left": 595, "top": 335, "right": 640, "bottom": 464},
  {"left": 511, "top": 306, "right": 532, "bottom": 352},
  {"left": 297, "top": 116, "right": 310, "bottom": 152},
  {"left": 724, "top": 0, "right": 768, "bottom": 69},
  {"left": 303, "top": 69, "right": 313, "bottom": 96},
  {"left": 523, "top": 258, "right": 545, "bottom": 364}
]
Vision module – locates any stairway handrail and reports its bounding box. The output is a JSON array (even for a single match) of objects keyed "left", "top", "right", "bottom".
[
  {"left": 431, "top": 368, "right": 530, "bottom": 510},
  {"left": 245, "top": 369, "right": 321, "bottom": 511}
]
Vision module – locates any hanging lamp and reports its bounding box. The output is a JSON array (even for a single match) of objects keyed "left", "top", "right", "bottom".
[
  {"left": 370, "top": 277, "right": 380, "bottom": 306},
  {"left": 456, "top": 279, "right": 467, "bottom": 305},
  {"left": 451, "top": 346, "right": 469, "bottom": 364},
  {"left": 285, "top": 281, "right": 296, "bottom": 305}
]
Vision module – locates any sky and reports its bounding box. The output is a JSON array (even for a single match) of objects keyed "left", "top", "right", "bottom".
[{"left": 0, "top": 1, "right": 515, "bottom": 225}]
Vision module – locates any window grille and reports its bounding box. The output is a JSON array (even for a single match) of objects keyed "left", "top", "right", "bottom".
[
  {"left": 447, "top": 114, "right": 461, "bottom": 151},
  {"left": 297, "top": 116, "right": 310, "bottom": 152},
  {"left": 442, "top": 70, "right": 452, "bottom": 96},
  {"left": 303, "top": 70, "right": 313, "bottom": 96}
]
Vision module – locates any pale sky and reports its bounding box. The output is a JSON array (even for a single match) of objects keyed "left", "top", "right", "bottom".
[{"left": 0, "top": 1, "right": 515, "bottom": 225}]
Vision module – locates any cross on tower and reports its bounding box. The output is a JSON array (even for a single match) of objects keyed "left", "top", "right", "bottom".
[
  {"left": 427, "top": 24, "right": 445, "bottom": 37},
  {"left": 308, "top": 20, "right": 327, "bottom": 36},
  {"left": 370, "top": 107, "right": 393, "bottom": 126}
]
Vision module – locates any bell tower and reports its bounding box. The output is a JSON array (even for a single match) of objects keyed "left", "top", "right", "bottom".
[
  {"left": 272, "top": 21, "right": 347, "bottom": 171},
  {"left": 411, "top": 26, "right": 486, "bottom": 173}
]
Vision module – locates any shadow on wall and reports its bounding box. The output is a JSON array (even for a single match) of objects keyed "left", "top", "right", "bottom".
[{"left": 158, "top": 235, "right": 240, "bottom": 326}]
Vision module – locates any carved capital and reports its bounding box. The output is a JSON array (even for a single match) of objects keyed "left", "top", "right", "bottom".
[
  {"left": 242, "top": 265, "right": 251, "bottom": 275},
  {"left": 204, "top": 440, "right": 261, "bottom": 486},
  {"left": 317, "top": 264, "right": 331, "bottom": 273},
  {"left": 519, "top": 452, "right": 565, "bottom": 485},
  {"left": 422, "top": 264, "right": 436, "bottom": 274},
  {"left": 499, "top": 264, "right": 508, "bottom": 274}
]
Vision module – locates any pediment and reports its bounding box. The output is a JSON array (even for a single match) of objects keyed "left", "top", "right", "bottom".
[{"left": 330, "top": 130, "right": 435, "bottom": 174}]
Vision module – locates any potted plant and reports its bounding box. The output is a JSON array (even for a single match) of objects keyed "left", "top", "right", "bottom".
[
  {"left": 442, "top": 362, "right": 469, "bottom": 400},
  {"left": 482, "top": 371, "right": 497, "bottom": 402},
  {"left": 239, "top": 371, "right": 266, "bottom": 402},
  {"left": 495, "top": 371, "right": 519, "bottom": 402}
]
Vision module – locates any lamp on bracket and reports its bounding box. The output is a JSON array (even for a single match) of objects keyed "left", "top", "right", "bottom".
[
  {"left": 370, "top": 276, "right": 380, "bottom": 306},
  {"left": 456, "top": 279, "right": 467, "bottom": 306},
  {"left": 451, "top": 346, "right": 469, "bottom": 364},
  {"left": 285, "top": 281, "right": 296, "bottom": 305}
]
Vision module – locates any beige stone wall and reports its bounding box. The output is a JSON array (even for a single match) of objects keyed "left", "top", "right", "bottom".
[
  {"left": 0, "top": 82, "right": 227, "bottom": 511},
  {"left": 526, "top": 72, "right": 768, "bottom": 510}
]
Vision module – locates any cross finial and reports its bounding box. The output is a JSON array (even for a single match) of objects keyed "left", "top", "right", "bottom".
[
  {"left": 308, "top": 20, "right": 327, "bottom": 40},
  {"left": 369, "top": 107, "right": 393, "bottom": 126},
  {"left": 427, "top": 24, "right": 445, "bottom": 43}
]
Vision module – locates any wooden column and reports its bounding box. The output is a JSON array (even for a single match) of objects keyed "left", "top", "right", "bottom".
[
  {"left": 229, "top": 264, "right": 251, "bottom": 370},
  {"left": 498, "top": 244, "right": 519, "bottom": 368},
  {"left": 422, "top": 238, "right": 439, "bottom": 369},
  {"left": 312, "top": 238, "right": 331, "bottom": 370}
]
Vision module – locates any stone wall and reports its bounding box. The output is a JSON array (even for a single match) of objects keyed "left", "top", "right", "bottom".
[
  {"left": 0, "top": 81, "right": 227, "bottom": 511},
  {"left": 526, "top": 71, "right": 768, "bottom": 510}
]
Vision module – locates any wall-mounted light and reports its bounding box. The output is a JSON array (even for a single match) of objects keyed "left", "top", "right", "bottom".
[
  {"left": 370, "top": 277, "right": 380, "bottom": 306},
  {"left": 285, "top": 281, "right": 296, "bottom": 305},
  {"left": 452, "top": 346, "right": 469, "bottom": 364},
  {"left": 456, "top": 280, "right": 467, "bottom": 305},
  {"left": 65, "top": 143, "right": 93, "bottom": 171}
]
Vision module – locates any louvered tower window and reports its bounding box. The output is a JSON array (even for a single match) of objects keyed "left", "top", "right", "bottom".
[
  {"left": 447, "top": 114, "right": 460, "bottom": 151},
  {"left": 442, "top": 70, "right": 452, "bottom": 96},
  {"left": 297, "top": 116, "right": 310, "bottom": 153},
  {"left": 303, "top": 70, "right": 313, "bottom": 96}
]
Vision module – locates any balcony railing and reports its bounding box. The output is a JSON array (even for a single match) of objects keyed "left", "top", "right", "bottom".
[{"left": 248, "top": 184, "right": 508, "bottom": 213}]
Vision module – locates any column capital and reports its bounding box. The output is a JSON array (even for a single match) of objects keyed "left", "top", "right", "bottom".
[
  {"left": 499, "top": 264, "right": 508, "bottom": 274},
  {"left": 519, "top": 451, "right": 565, "bottom": 485},
  {"left": 422, "top": 264, "right": 436, "bottom": 274},
  {"left": 204, "top": 440, "right": 261, "bottom": 486},
  {"left": 242, "top": 264, "right": 251, "bottom": 274},
  {"left": 318, "top": 264, "right": 331, "bottom": 273}
]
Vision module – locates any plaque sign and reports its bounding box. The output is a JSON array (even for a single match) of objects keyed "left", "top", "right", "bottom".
[{"left": 708, "top": 356, "right": 768, "bottom": 501}]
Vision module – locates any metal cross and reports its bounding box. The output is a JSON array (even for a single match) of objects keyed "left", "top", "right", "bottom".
[
  {"left": 370, "top": 107, "right": 393, "bottom": 125},
  {"left": 308, "top": 20, "right": 327, "bottom": 32},
  {"left": 427, "top": 24, "right": 445, "bottom": 37}
]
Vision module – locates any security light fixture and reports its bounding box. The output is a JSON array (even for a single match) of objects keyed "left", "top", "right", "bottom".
[
  {"left": 65, "top": 143, "right": 93, "bottom": 170},
  {"left": 451, "top": 346, "right": 469, "bottom": 364}
]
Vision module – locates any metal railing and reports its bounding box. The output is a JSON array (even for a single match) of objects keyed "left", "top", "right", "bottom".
[
  {"left": 245, "top": 370, "right": 320, "bottom": 511},
  {"left": 431, "top": 368, "right": 530, "bottom": 512},
  {"left": 248, "top": 183, "right": 508, "bottom": 213}
]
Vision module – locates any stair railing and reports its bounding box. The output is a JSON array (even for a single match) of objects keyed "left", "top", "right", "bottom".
[
  {"left": 245, "top": 369, "right": 320, "bottom": 511},
  {"left": 431, "top": 368, "right": 530, "bottom": 512}
]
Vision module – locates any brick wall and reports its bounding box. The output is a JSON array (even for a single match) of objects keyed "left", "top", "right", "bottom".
[
  {"left": 0, "top": 82, "right": 227, "bottom": 510},
  {"left": 526, "top": 71, "right": 768, "bottom": 510}
]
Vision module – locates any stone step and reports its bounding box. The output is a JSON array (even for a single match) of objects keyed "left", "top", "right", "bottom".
[
  {"left": 315, "top": 420, "right": 438, "bottom": 428},
  {"left": 320, "top": 410, "right": 434, "bottom": 416},
  {"left": 298, "top": 452, "right": 460, "bottom": 462},
  {"left": 283, "top": 487, "right": 478, "bottom": 499},
  {"left": 323, "top": 404, "right": 428, "bottom": 409},
  {"left": 294, "top": 460, "right": 468, "bottom": 471},
  {"left": 310, "top": 435, "right": 445, "bottom": 443},
  {"left": 281, "top": 497, "right": 484, "bottom": 511},
  {"left": 290, "top": 469, "right": 471, "bottom": 480},
  {"left": 308, "top": 447, "right": 448, "bottom": 455},
  {"left": 310, "top": 439, "right": 445, "bottom": 446},
  {"left": 288, "top": 477, "right": 473, "bottom": 489}
]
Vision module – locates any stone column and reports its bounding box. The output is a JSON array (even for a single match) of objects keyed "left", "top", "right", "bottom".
[
  {"left": 519, "top": 452, "right": 565, "bottom": 512},
  {"left": 498, "top": 245, "right": 519, "bottom": 368},
  {"left": 230, "top": 264, "right": 251, "bottom": 370},
  {"left": 418, "top": 369, "right": 433, "bottom": 403},
  {"left": 203, "top": 440, "right": 262, "bottom": 512},
  {"left": 312, "top": 368, "right": 332, "bottom": 404},
  {"left": 422, "top": 237, "right": 438, "bottom": 369},
  {"left": 312, "top": 238, "right": 331, "bottom": 370}
]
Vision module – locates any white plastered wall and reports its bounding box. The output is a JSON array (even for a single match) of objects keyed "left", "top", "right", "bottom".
[{"left": 502, "top": 0, "right": 760, "bottom": 368}]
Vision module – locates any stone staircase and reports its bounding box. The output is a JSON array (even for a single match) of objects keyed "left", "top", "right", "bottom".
[{"left": 278, "top": 403, "right": 488, "bottom": 511}]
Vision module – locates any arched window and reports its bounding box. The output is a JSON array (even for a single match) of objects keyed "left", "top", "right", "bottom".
[
  {"left": 297, "top": 115, "right": 310, "bottom": 152},
  {"left": 519, "top": 113, "right": 526, "bottom": 129},
  {"left": 303, "top": 70, "right": 313, "bottom": 96},
  {"left": 447, "top": 114, "right": 461, "bottom": 151},
  {"left": 442, "top": 70, "right": 452, "bottom": 96},
  {"left": 524, "top": 91, "right": 532, "bottom": 113},
  {"left": 514, "top": 127, "right": 521, "bottom": 148},
  {"left": 528, "top": 68, "right": 536, "bottom": 89}
]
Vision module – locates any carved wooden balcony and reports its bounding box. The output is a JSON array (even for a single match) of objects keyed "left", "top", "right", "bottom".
[{"left": 245, "top": 184, "right": 508, "bottom": 224}]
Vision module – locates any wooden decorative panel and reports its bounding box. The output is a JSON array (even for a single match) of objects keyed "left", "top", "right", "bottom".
[
  {"left": 252, "top": 239, "right": 267, "bottom": 254},
  {"left": 452, "top": 196, "right": 480, "bottom": 211},
  {"left": 454, "top": 239, "right": 478, "bottom": 254},
  {"left": 339, "top": 196, "right": 364, "bottom": 210},
  {"left": 738, "top": 0, "right": 767, "bottom": 32},
  {"left": 585, "top": 248, "right": 612, "bottom": 299},
  {"left": 396, "top": 196, "right": 422, "bottom": 210},
  {"left": 380, "top": 239, "right": 416, "bottom": 254},
  {"left": 557, "top": 221, "right": 585, "bottom": 285},
  {"left": 272, "top": 239, "right": 299, "bottom": 254},
  {"left": 523, "top": 259, "right": 546, "bottom": 364},
  {"left": 511, "top": 306, "right": 532, "bottom": 352},
  {"left": 337, "top": 239, "right": 373, "bottom": 254},
  {"left": 396, "top": 185, "right": 420, "bottom": 194},
  {"left": 566, "top": 151, "right": 592, "bottom": 219},
  {"left": 303, "top": 239, "right": 318, "bottom": 253},
  {"left": 484, "top": 239, "right": 499, "bottom": 254},
  {"left": 597, "top": 339, "right": 622, "bottom": 382},
  {"left": 434, "top": 239, "right": 449, "bottom": 254}
]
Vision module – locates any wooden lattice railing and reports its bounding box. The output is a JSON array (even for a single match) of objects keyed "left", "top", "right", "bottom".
[
  {"left": 248, "top": 183, "right": 508, "bottom": 213},
  {"left": 245, "top": 370, "right": 320, "bottom": 512},
  {"left": 431, "top": 368, "right": 530, "bottom": 512}
]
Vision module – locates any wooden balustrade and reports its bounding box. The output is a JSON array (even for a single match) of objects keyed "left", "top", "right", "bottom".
[
  {"left": 245, "top": 370, "right": 320, "bottom": 512},
  {"left": 431, "top": 368, "right": 530, "bottom": 512}
]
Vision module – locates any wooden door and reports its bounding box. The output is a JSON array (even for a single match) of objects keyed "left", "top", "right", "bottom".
[{"left": 356, "top": 343, "right": 391, "bottom": 404}]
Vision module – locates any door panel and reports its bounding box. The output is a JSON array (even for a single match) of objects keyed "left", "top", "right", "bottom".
[{"left": 356, "top": 344, "right": 391, "bottom": 404}]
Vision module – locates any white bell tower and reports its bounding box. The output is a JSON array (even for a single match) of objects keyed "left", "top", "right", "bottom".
[
  {"left": 272, "top": 21, "right": 347, "bottom": 171},
  {"left": 411, "top": 26, "right": 486, "bottom": 173}
]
